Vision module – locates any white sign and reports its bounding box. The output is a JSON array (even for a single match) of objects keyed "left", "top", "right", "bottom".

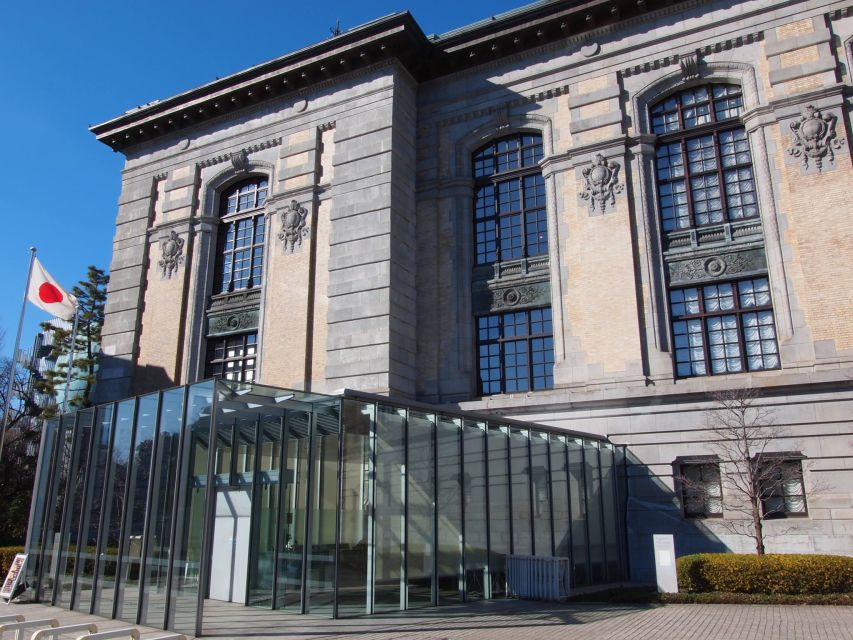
[
  {"left": 0, "top": 554, "right": 27, "bottom": 599},
  {"left": 652, "top": 535, "right": 678, "bottom": 593}
]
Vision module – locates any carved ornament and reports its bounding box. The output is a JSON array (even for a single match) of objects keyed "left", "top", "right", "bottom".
[
  {"left": 279, "top": 200, "right": 310, "bottom": 253},
  {"left": 787, "top": 105, "right": 845, "bottom": 171},
  {"left": 158, "top": 230, "right": 185, "bottom": 280},
  {"left": 679, "top": 53, "right": 699, "bottom": 81},
  {"left": 230, "top": 149, "right": 249, "bottom": 173},
  {"left": 581, "top": 154, "right": 623, "bottom": 213},
  {"left": 208, "top": 310, "right": 259, "bottom": 337},
  {"left": 669, "top": 253, "right": 761, "bottom": 285}
]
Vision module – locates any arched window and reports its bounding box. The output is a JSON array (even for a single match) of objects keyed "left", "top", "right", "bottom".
[
  {"left": 473, "top": 133, "right": 547, "bottom": 265},
  {"left": 214, "top": 177, "right": 268, "bottom": 293},
  {"left": 652, "top": 84, "right": 757, "bottom": 232},
  {"left": 472, "top": 133, "right": 553, "bottom": 395},
  {"left": 651, "top": 84, "right": 780, "bottom": 377}
]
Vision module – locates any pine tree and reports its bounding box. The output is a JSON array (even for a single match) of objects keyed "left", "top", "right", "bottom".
[{"left": 36, "top": 266, "right": 108, "bottom": 417}]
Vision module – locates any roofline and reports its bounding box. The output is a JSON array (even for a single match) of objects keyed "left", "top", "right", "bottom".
[{"left": 92, "top": 0, "right": 691, "bottom": 152}]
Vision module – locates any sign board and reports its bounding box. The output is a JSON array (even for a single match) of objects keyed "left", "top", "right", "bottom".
[
  {"left": 652, "top": 534, "right": 678, "bottom": 593},
  {"left": 0, "top": 553, "right": 27, "bottom": 599}
]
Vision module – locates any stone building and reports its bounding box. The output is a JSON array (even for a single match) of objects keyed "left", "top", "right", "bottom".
[{"left": 86, "top": 0, "right": 853, "bottom": 591}]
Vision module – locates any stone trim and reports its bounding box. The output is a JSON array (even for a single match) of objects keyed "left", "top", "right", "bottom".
[
  {"left": 567, "top": 83, "right": 621, "bottom": 109},
  {"left": 198, "top": 137, "right": 282, "bottom": 169}
]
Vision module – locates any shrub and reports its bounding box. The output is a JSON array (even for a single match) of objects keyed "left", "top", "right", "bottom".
[
  {"left": 676, "top": 553, "right": 853, "bottom": 595},
  {"left": 0, "top": 546, "right": 25, "bottom": 578}
]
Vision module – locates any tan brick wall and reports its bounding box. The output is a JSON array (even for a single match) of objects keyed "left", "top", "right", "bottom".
[
  {"left": 577, "top": 100, "right": 612, "bottom": 120},
  {"left": 770, "top": 124, "right": 853, "bottom": 350},
  {"left": 576, "top": 75, "right": 610, "bottom": 94},
  {"left": 562, "top": 170, "right": 643, "bottom": 374},
  {"left": 785, "top": 76, "right": 823, "bottom": 95},
  {"left": 134, "top": 238, "right": 186, "bottom": 392},
  {"left": 776, "top": 19, "right": 814, "bottom": 40},
  {"left": 311, "top": 199, "right": 331, "bottom": 387},
  {"left": 261, "top": 213, "right": 313, "bottom": 389},
  {"left": 780, "top": 45, "right": 820, "bottom": 68}
]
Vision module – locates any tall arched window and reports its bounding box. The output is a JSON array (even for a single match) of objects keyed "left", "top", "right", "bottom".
[
  {"left": 473, "top": 133, "right": 547, "bottom": 265},
  {"left": 651, "top": 84, "right": 779, "bottom": 377},
  {"left": 214, "top": 177, "right": 268, "bottom": 293},
  {"left": 472, "top": 133, "right": 553, "bottom": 394}
]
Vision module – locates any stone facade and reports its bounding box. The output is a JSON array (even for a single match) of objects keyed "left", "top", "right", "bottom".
[{"left": 92, "top": 0, "right": 853, "bottom": 582}]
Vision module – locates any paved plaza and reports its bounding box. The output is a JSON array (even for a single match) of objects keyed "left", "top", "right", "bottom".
[{"left": 4, "top": 598, "right": 853, "bottom": 640}]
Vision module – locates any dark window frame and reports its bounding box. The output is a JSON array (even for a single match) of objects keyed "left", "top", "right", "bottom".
[
  {"left": 476, "top": 307, "right": 554, "bottom": 396},
  {"left": 651, "top": 84, "right": 758, "bottom": 232},
  {"left": 670, "top": 277, "right": 780, "bottom": 378},
  {"left": 472, "top": 133, "right": 547, "bottom": 266},
  {"left": 759, "top": 457, "right": 808, "bottom": 519},
  {"left": 205, "top": 332, "right": 258, "bottom": 383},
  {"left": 678, "top": 460, "right": 723, "bottom": 519},
  {"left": 214, "top": 177, "right": 269, "bottom": 294}
]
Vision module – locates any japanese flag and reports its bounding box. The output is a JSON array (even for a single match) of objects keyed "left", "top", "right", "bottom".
[{"left": 27, "top": 258, "right": 77, "bottom": 321}]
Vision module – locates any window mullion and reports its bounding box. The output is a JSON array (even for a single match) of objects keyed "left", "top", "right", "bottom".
[
  {"left": 711, "top": 130, "right": 729, "bottom": 223},
  {"left": 680, "top": 138, "right": 697, "bottom": 229}
]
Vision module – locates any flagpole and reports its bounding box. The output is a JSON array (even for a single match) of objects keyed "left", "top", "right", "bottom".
[
  {"left": 61, "top": 307, "right": 80, "bottom": 414},
  {"left": 0, "top": 247, "right": 37, "bottom": 463}
]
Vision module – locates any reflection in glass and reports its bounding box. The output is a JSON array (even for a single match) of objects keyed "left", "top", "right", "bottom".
[
  {"left": 436, "top": 415, "right": 462, "bottom": 603},
  {"left": 549, "top": 436, "right": 571, "bottom": 558},
  {"left": 374, "top": 405, "right": 405, "bottom": 611},
  {"left": 509, "top": 428, "right": 532, "bottom": 555},
  {"left": 486, "top": 426, "right": 509, "bottom": 596},
  {"left": 584, "top": 440, "right": 605, "bottom": 584},
  {"left": 117, "top": 393, "right": 160, "bottom": 622},
  {"left": 25, "top": 418, "right": 59, "bottom": 600},
  {"left": 530, "top": 431, "right": 552, "bottom": 556},
  {"left": 336, "top": 400, "right": 373, "bottom": 616},
  {"left": 40, "top": 415, "right": 75, "bottom": 602},
  {"left": 277, "top": 411, "right": 310, "bottom": 610},
  {"left": 568, "top": 439, "right": 588, "bottom": 587},
  {"left": 463, "top": 421, "right": 487, "bottom": 599},
  {"left": 406, "top": 411, "right": 435, "bottom": 608}
]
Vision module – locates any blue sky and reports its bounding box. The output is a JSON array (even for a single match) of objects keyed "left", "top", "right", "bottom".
[{"left": 0, "top": 0, "right": 527, "bottom": 358}]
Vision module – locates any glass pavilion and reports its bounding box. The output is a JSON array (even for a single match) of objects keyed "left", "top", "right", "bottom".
[{"left": 24, "top": 380, "right": 628, "bottom": 635}]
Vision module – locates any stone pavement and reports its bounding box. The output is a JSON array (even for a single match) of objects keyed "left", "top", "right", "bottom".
[{"left": 4, "top": 598, "right": 853, "bottom": 640}]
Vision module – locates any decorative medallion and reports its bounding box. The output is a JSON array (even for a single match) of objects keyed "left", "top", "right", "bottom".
[
  {"left": 279, "top": 200, "right": 310, "bottom": 253},
  {"left": 230, "top": 149, "right": 249, "bottom": 173},
  {"left": 158, "top": 230, "right": 185, "bottom": 280},
  {"left": 581, "top": 154, "right": 623, "bottom": 213},
  {"left": 668, "top": 251, "right": 764, "bottom": 285},
  {"left": 208, "top": 309, "right": 259, "bottom": 337},
  {"left": 787, "top": 105, "right": 844, "bottom": 171}
]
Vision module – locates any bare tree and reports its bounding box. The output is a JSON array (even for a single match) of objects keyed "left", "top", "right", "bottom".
[{"left": 680, "top": 388, "right": 810, "bottom": 555}]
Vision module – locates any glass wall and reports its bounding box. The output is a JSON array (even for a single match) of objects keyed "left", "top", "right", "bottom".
[{"left": 27, "top": 380, "right": 626, "bottom": 632}]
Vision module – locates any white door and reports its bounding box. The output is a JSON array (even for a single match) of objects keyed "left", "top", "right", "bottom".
[{"left": 209, "top": 489, "right": 252, "bottom": 603}]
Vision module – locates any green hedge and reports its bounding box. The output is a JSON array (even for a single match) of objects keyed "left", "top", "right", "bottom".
[
  {"left": 0, "top": 546, "right": 24, "bottom": 578},
  {"left": 677, "top": 553, "right": 853, "bottom": 595}
]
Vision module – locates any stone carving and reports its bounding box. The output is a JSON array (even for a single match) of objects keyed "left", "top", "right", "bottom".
[
  {"left": 279, "top": 200, "right": 310, "bottom": 253},
  {"left": 581, "top": 154, "right": 623, "bottom": 213},
  {"left": 669, "top": 252, "right": 762, "bottom": 284},
  {"left": 679, "top": 53, "right": 699, "bottom": 80},
  {"left": 230, "top": 149, "right": 249, "bottom": 172},
  {"left": 158, "top": 230, "right": 184, "bottom": 279},
  {"left": 492, "top": 285, "right": 544, "bottom": 311},
  {"left": 208, "top": 310, "right": 258, "bottom": 336},
  {"left": 788, "top": 105, "right": 844, "bottom": 171}
]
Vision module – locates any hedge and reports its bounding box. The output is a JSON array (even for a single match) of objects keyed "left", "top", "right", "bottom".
[
  {"left": 0, "top": 546, "right": 24, "bottom": 578},
  {"left": 676, "top": 553, "right": 853, "bottom": 595}
]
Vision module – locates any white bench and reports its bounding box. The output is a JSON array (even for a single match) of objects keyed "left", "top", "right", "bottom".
[
  {"left": 0, "top": 619, "right": 58, "bottom": 640},
  {"left": 31, "top": 624, "right": 98, "bottom": 640}
]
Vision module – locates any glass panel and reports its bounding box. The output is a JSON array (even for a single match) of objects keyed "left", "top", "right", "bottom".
[
  {"left": 530, "top": 431, "right": 552, "bottom": 557},
  {"left": 568, "top": 439, "right": 588, "bottom": 587},
  {"left": 277, "top": 411, "right": 310, "bottom": 610},
  {"left": 599, "top": 444, "right": 621, "bottom": 581},
  {"left": 168, "top": 381, "right": 213, "bottom": 634},
  {"left": 247, "top": 413, "right": 282, "bottom": 608},
  {"left": 462, "top": 420, "right": 487, "bottom": 599},
  {"left": 509, "top": 428, "right": 532, "bottom": 555},
  {"left": 139, "top": 388, "right": 185, "bottom": 626},
  {"left": 24, "top": 417, "right": 59, "bottom": 599},
  {"left": 73, "top": 406, "right": 114, "bottom": 613},
  {"left": 486, "top": 426, "right": 509, "bottom": 596},
  {"left": 117, "top": 393, "right": 160, "bottom": 622},
  {"left": 336, "top": 400, "right": 373, "bottom": 616},
  {"left": 584, "top": 440, "right": 605, "bottom": 584},
  {"left": 406, "top": 411, "right": 435, "bottom": 609},
  {"left": 55, "top": 409, "right": 95, "bottom": 607},
  {"left": 307, "top": 405, "right": 340, "bottom": 616},
  {"left": 435, "top": 415, "right": 462, "bottom": 604},
  {"left": 39, "top": 414, "right": 75, "bottom": 602},
  {"left": 373, "top": 405, "right": 405, "bottom": 612},
  {"left": 94, "top": 399, "right": 136, "bottom": 618},
  {"left": 549, "top": 436, "right": 571, "bottom": 558}
]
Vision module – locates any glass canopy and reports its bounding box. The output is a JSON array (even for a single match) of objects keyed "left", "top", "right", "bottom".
[{"left": 24, "top": 380, "right": 627, "bottom": 635}]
